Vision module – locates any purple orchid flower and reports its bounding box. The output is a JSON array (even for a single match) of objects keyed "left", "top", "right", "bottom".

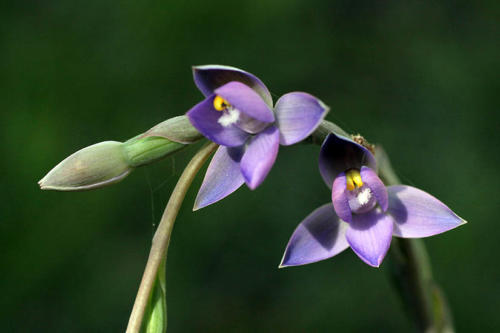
[
  {"left": 281, "top": 133, "right": 465, "bottom": 268},
  {"left": 187, "top": 65, "right": 329, "bottom": 210}
]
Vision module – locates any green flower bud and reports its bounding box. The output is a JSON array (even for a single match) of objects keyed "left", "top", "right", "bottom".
[
  {"left": 39, "top": 116, "right": 204, "bottom": 191},
  {"left": 39, "top": 141, "right": 132, "bottom": 191}
]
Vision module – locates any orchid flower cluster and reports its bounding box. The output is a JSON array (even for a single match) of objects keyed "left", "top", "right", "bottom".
[
  {"left": 185, "top": 65, "right": 465, "bottom": 268},
  {"left": 39, "top": 64, "right": 465, "bottom": 332}
]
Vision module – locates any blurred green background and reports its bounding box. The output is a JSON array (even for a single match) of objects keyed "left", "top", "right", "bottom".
[{"left": 2, "top": 0, "right": 498, "bottom": 331}]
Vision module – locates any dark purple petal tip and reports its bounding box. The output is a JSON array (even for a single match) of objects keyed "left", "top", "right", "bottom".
[
  {"left": 192, "top": 65, "right": 273, "bottom": 107},
  {"left": 319, "top": 133, "right": 377, "bottom": 189}
]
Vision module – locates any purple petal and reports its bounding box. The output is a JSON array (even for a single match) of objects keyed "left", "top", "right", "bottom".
[
  {"left": 192, "top": 65, "right": 273, "bottom": 107},
  {"left": 274, "top": 92, "right": 329, "bottom": 146},
  {"left": 215, "top": 81, "right": 274, "bottom": 123},
  {"left": 280, "top": 204, "right": 350, "bottom": 267},
  {"left": 235, "top": 112, "right": 269, "bottom": 134},
  {"left": 193, "top": 146, "right": 245, "bottom": 210},
  {"left": 360, "top": 166, "right": 388, "bottom": 211},
  {"left": 388, "top": 185, "right": 466, "bottom": 238},
  {"left": 319, "top": 133, "right": 377, "bottom": 189},
  {"left": 187, "top": 95, "right": 249, "bottom": 147},
  {"left": 346, "top": 209, "right": 394, "bottom": 267},
  {"left": 332, "top": 173, "right": 352, "bottom": 223},
  {"left": 240, "top": 126, "right": 280, "bottom": 189}
]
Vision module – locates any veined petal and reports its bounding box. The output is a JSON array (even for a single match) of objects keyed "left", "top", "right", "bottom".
[
  {"left": 280, "top": 204, "right": 349, "bottom": 267},
  {"left": 215, "top": 81, "right": 274, "bottom": 123},
  {"left": 346, "top": 209, "right": 394, "bottom": 267},
  {"left": 187, "top": 95, "right": 249, "bottom": 147},
  {"left": 332, "top": 173, "right": 352, "bottom": 223},
  {"left": 274, "top": 92, "right": 329, "bottom": 146},
  {"left": 240, "top": 126, "right": 280, "bottom": 190},
  {"left": 319, "top": 133, "right": 376, "bottom": 189},
  {"left": 193, "top": 146, "right": 245, "bottom": 210},
  {"left": 360, "top": 166, "right": 388, "bottom": 211},
  {"left": 388, "top": 185, "right": 466, "bottom": 238},
  {"left": 192, "top": 65, "right": 273, "bottom": 107}
]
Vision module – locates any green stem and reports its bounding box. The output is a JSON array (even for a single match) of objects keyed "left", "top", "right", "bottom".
[
  {"left": 126, "top": 142, "right": 218, "bottom": 333},
  {"left": 309, "top": 120, "right": 349, "bottom": 144},
  {"left": 376, "top": 145, "right": 454, "bottom": 333}
]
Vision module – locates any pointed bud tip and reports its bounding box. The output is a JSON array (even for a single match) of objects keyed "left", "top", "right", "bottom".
[{"left": 39, "top": 141, "right": 132, "bottom": 192}]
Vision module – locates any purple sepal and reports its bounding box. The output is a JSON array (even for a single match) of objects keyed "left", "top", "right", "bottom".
[
  {"left": 215, "top": 82, "right": 274, "bottom": 123},
  {"left": 274, "top": 92, "right": 329, "bottom": 146},
  {"left": 388, "top": 185, "right": 466, "bottom": 238},
  {"left": 331, "top": 173, "right": 352, "bottom": 223},
  {"left": 186, "top": 95, "right": 249, "bottom": 147},
  {"left": 192, "top": 65, "right": 273, "bottom": 107},
  {"left": 240, "top": 126, "right": 280, "bottom": 190},
  {"left": 346, "top": 209, "right": 394, "bottom": 267},
  {"left": 193, "top": 146, "right": 245, "bottom": 210},
  {"left": 319, "top": 133, "right": 377, "bottom": 189},
  {"left": 280, "top": 204, "right": 350, "bottom": 267},
  {"left": 360, "top": 166, "right": 388, "bottom": 211}
]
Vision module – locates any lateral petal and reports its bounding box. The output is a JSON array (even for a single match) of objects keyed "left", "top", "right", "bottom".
[
  {"left": 280, "top": 204, "right": 349, "bottom": 267},
  {"left": 331, "top": 173, "right": 352, "bottom": 223},
  {"left": 240, "top": 126, "right": 280, "bottom": 190},
  {"left": 388, "top": 185, "right": 466, "bottom": 238},
  {"left": 193, "top": 146, "right": 245, "bottom": 210},
  {"left": 274, "top": 92, "right": 329, "bottom": 145},
  {"left": 360, "top": 166, "right": 388, "bottom": 211}
]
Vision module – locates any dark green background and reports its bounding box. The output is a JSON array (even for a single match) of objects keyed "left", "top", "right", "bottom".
[{"left": 2, "top": 0, "right": 498, "bottom": 331}]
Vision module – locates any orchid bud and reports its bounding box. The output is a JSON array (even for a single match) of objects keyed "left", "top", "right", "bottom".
[
  {"left": 39, "top": 116, "right": 204, "bottom": 191},
  {"left": 39, "top": 141, "right": 132, "bottom": 191}
]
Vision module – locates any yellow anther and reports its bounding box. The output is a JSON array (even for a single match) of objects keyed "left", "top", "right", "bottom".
[
  {"left": 213, "top": 95, "right": 230, "bottom": 111},
  {"left": 346, "top": 169, "right": 363, "bottom": 191},
  {"left": 346, "top": 177, "right": 355, "bottom": 191}
]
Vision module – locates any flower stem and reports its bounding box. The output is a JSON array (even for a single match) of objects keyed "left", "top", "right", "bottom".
[
  {"left": 376, "top": 145, "right": 454, "bottom": 333},
  {"left": 126, "top": 141, "right": 218, "bottom": 333}
]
